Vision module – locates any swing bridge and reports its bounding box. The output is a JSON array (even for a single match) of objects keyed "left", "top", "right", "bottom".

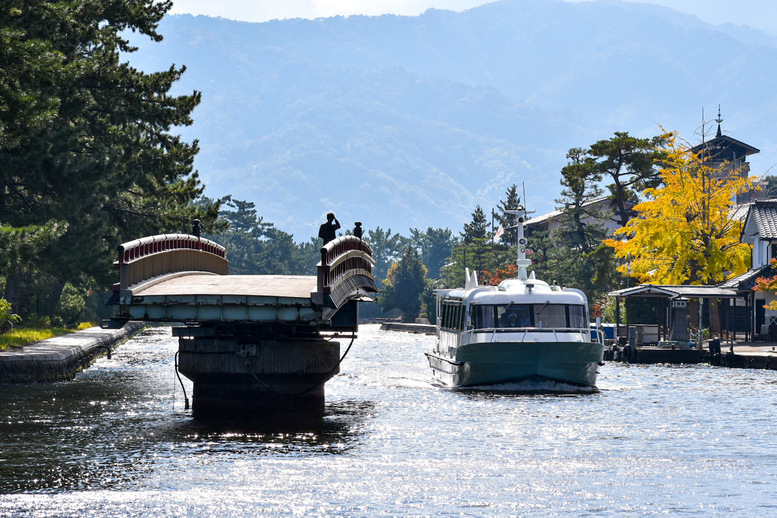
[{"left": 109, "top": 232, "right": 377, "bottom": 415}]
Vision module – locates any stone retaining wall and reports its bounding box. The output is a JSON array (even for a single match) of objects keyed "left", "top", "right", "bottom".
[
  {"left": 0, "top": 322, "right": 146, "bottom": 384},
  {"left": 380, "top": 322, "right": 436, "bottom": 335}
]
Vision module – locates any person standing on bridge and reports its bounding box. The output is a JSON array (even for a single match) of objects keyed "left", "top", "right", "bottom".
[{"left": 318, "top": 212, "right": 341, "bottom": 245}]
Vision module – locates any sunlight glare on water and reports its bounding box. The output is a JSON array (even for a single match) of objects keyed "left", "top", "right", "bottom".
[{"left": 1, "top": 324, "right": 777, "bottom": 516}]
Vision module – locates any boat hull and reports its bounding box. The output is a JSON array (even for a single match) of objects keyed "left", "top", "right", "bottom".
[{"left": 425, "top": 340, "right": 604, "bottom": 388}]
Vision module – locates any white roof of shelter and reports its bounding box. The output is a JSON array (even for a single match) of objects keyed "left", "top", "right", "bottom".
[
  {"left": 526, "top": 196, "right": 623, "bottom": 226},
  {"left": 608, "top": 284, "right": 740, "bottom": 299},
  {"left": 730, "top": 202, "right": 752, "bottom": 223}
]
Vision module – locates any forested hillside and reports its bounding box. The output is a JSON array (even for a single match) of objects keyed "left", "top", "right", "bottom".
[{"left": 129, "top": 0, "right": 777, "bottom": 240}]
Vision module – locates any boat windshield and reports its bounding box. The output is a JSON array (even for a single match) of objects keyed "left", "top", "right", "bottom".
[{"left": 472, "top": 303, "right": 586, "bottom": 330}]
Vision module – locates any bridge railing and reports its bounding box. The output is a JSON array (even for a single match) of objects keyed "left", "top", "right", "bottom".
[
  {"left": 114, "top": 233, "right": 228, "bottom": 292},
  {"left": 316, "top": 236, "right": 377, "bottom": 305}
]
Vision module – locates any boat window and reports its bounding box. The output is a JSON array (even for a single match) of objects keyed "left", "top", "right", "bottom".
[
  {"left": 472, "top": 305, "right": 495, "bottom": 329},
  {"left": 534, "top": 304, "right": 566, "bottom": 329},
  {"left": 471, "top": 303, "right": 587, "bottom": 329},
  {"left": 472, "top": 304, "right": 532, "bottom": 328},
  {"left": 498, "top": 305, "right": 532, "bottom": 328},
  {"left": 441, "top": 301, "right": 464, "bottom": 331},
  {"left": 568, "top": 305, "right": 586, "bottom": 329}
]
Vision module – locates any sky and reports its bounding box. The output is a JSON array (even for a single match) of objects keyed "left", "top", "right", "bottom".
[{"left": 168, "top": 0, "right": 777, "bottom": 35}]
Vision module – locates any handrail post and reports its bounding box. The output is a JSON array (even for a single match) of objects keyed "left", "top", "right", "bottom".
[{"left": 319, "top": 247, "right": 329, "bottom": 294}]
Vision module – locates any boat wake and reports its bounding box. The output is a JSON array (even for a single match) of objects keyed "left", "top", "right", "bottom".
[{"left": 388, "top": 376, "right": 438, "bottom": 389}]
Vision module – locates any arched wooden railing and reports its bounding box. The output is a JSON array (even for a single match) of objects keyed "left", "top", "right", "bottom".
[
  {"left": 114, "top": 234, "right": 228, "bottom": 292},
  {"left": 316, "top": 236, "right": 377, "bottom": 307}
]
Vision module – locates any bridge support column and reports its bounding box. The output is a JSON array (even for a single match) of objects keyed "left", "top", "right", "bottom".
[{"left": 175, "top": 327, "right": 340, "bottom": 418}]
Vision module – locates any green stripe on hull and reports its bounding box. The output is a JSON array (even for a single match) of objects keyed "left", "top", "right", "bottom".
[{"left": 427, "top": 341, "right": 604, "bottom": 388}]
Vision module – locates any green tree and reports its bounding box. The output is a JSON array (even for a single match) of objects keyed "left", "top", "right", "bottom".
[
  {"left": 555, "top": 148, "right": 608, "bottom": 255},
  {"left": 606, "top": 133, "right": 752, "bottom": 285},
  {"left": 461, "top": 205, "right": 490, "bottom": 243},
  {"left": 207, "top": 196, "right": 270, "bottom": 274},
  {"left": 762, "top": 175, "right": 777, "bottom": 198},
  {"left": 588, "top": 244, "right": 621, "bottom": 300},
  {"left": 0, "top": 0, "right": 213, "bottom": 319},
  {"left": 409, "top": 227, "right": 454, "bottom": 279},
  {"left": 524, "top": 150, "right": 624, "bottom": 302},
  {"left": 366, "top": 227, "right": 408, "bottom": 281},
  {"left": 455, "top": 205, "right": 492, "bottom": 275},
  {"left": 588, "top": 131, "right": 670, "bottom": 226},
  {"left": 206, "top": 196, "right": 316, "bottom": 275},
  {"left": 379, "top": 247, "right": 427, "bottom": 323},
  {"left": 494, "top": 184, "right": 521, "bottom": 246}
]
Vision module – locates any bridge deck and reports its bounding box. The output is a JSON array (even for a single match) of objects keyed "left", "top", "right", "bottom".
[
  {"left": 123, "top": 273, "right": 320, "bottom": 323},
  {"left": 133, "top": 273, "right": 317, "bottom": 299}
]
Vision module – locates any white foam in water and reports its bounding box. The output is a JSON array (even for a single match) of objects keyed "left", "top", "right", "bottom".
[{"left": 388, "top": 377, "right": 437, "bottom": 389}]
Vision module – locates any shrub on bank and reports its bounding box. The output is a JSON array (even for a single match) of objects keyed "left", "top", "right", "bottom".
[{"left": 0, "top": 298, "right": 21, "bottom": 334}]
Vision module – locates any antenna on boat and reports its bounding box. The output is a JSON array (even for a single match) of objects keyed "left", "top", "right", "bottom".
[{"left": 503, "top": 205, "right": 534, "bottom": 281}]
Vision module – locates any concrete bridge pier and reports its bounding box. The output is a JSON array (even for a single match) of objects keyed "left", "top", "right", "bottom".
[{"left": 174, "top": 326, "right": 341, "bottom": 417}]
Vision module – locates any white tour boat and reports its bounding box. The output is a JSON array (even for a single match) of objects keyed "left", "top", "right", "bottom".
[{"left": 425, "top": 207, "right": 604, "bottom": 390}]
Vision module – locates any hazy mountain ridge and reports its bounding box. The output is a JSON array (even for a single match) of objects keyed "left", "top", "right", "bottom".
[{"left": 129, "top": 0, "right": 777, "bottom": 240}]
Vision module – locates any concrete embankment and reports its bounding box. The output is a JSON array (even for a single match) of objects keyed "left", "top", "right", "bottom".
[
  {"left": 0, "top": 322, "right": 146, "bottom": 383},
  {"left": 606, "top": 342, "right": 777, "bottom": 371},
  {"left": 379, "top": 322, "right": 436, "bottom": 335}
]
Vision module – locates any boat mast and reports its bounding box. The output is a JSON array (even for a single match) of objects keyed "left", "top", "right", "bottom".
[{"left": 504, "top": 206, "right": 533, "bottom": 281}]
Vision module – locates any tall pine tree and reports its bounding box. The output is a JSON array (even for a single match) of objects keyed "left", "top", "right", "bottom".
[
  {"left": 494, "top": 185, "right": 521, "bottom": 246},
  {"left": 0, "top": 0, "right": 214, "bottom": 319},
  {"left": 461, "top": 205, "right": 490, "bottom": 243}
]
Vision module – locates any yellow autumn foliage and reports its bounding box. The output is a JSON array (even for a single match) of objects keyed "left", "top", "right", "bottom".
[{"left": 605, "top": 132, "right": 753, "bottom": 285}]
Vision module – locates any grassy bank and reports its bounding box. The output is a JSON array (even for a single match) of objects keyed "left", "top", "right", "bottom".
[{"left": 0, "top": 323, "right": 95, "bottom": 351}]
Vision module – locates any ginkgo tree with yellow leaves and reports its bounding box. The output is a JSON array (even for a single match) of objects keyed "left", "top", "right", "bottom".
[{"left": 605, "top": 132, "right": 754, "bottom": 285}]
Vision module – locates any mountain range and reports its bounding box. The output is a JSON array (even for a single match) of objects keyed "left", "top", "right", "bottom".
[{"left": 128, "top": 0, "right": 777, "bottom": 240}]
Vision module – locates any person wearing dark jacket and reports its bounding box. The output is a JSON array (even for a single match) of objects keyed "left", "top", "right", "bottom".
[{"left": 318, "top": 212, "right": 341, "bottom": 245}]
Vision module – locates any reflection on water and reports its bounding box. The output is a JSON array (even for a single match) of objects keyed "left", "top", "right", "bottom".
[
  {"left": 0, "top": 396, "right": 374, "bottom": 493},
  {"left": 158, "top": 399, "right": 376, "bottom": 454},
  {"left": 0, "top": 328, "right": 374, "bottom": 495},
  {"left": 2, "top": 325, "right": 777, "bottom": 516}
]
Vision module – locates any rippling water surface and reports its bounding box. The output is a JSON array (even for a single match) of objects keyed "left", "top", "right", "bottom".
[{"left": 2, "top": 325, "right": 777, "bottom": 516}]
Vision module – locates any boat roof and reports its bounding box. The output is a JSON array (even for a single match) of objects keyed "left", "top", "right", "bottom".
[{"left": 439, "top": 278, "right": 587, "bottom": 305}]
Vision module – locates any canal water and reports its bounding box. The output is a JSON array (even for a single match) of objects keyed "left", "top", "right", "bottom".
[{"left": 1, "top": 325, "right": 777, "bottom": 516}]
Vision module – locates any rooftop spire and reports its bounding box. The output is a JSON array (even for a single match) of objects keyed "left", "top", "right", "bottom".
[{"left": 715, "top": 105, "right": 723, "bottom": 138}]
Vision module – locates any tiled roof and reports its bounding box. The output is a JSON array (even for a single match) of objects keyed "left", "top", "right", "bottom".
[
  {"left": 748, "top": 200, "right": 777, "bottom": 239},
  {"left": 718, "top": 264, "right": 774, "bottom": 290},
  {"left": 690, "top": 134, "right": 760, "bottom": 156}
]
